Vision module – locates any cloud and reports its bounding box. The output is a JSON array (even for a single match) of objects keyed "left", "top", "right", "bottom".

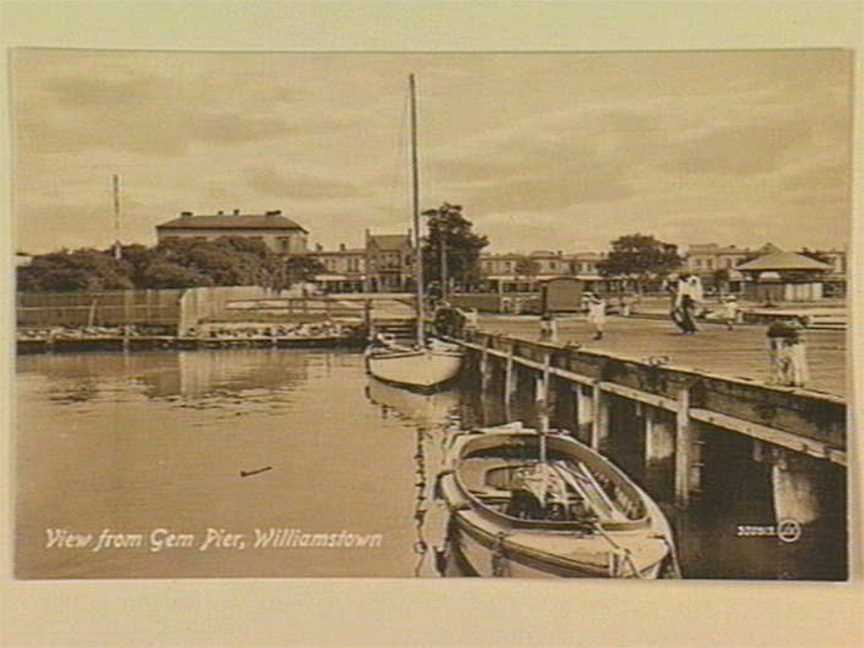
[
  {"left": 245, "top": 166, "right": 365, "bottom": 200},
  {"left": 667, "top": 119, "right": 814, "bottom": 176}
]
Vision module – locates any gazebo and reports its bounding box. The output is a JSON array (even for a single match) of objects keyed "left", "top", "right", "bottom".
[{"left": 736, "top": 251, "right": 832, "bottom": 303}]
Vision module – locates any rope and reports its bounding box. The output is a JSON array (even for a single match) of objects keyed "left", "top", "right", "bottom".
[
  {"left": 592, "top": 522, "right": 645, "bottom": 579},
  {"left": 491, "top": 531, "right": 510, "bottom": 577}
]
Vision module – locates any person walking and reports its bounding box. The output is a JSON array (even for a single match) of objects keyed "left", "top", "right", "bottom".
[
  {"left": 767, "top": 318, "right": 809, "bottom": 387},
  {"left": 539, "top": 312, "right": 558, "bottom": 343},
  {"left": 675, "top": 273, "right": 699, "bottom": 335},
  {"left": 587, "top": 294, "right": 606, "bottom": 340},
  {"left": 721, "top": 295, "right": 739, "bottom": 331}
]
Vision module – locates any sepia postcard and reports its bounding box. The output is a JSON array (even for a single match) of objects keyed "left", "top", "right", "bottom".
[
  {"left": 10, "top": 46, "right": 852, "bottom": 586},
  {"left": 4, "top": 1, "right": 864, "bottom": 647},
  {"left": 12, "top": 49, "right": 852, "bottom": 580}
]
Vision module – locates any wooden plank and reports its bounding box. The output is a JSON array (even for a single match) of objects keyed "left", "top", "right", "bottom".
[
  {"left": 690, "top": 407, "right": 846, "bottom": 465},
  {"left": 598, "top": 380, "right": 678, "bottom": 412}
]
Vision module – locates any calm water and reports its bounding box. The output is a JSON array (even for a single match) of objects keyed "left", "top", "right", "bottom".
[{"left": 15, "top": 349, "right": 846, "bottom": 579}]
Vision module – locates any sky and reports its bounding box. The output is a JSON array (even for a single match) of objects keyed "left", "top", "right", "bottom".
[{"left": 11, "top": 48, "right": 852, "bottom": 255}]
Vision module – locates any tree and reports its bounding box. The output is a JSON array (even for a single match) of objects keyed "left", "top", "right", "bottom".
[
  {"left": 282, "top": 255, "right": 326, "bottom": 289},
  {"left": 17, "top": 248, "right": 133, "bottom": 292},
  {"left": 597, "top": 234, "right": 683, "bottom": 292},
  {"left": 421, "top": 202, "right": 489, "bottom": 293},
  {"left": 513, "top": 256, "right": 541, "bottom": 286},
  {"left": 138, "top": 260, "right": 215, "bottom": 289}
]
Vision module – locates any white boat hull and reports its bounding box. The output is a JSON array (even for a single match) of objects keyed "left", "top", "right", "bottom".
[
  {"left": 366, "top": 347, "right": 462, "bottom": 390},
  {"left": 436, "top": 426, "right": 678, "bottom": 579}
]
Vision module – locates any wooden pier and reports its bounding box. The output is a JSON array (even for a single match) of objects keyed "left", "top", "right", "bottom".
[{"left": 455, "top": 331, "right": 846, "bottom": 525}]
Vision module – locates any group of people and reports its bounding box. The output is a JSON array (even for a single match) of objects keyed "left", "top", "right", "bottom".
[
  {"left": 540, "top": 293, "right": 608, "bottom": 343},
  {"left": 666, "top": 273, "right": 741, "bottom": 334}
]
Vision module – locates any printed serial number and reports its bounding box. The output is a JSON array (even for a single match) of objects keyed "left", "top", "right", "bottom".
[
  {"left": 736, "top": 525, "right": 777, "bottom": 537},
  {"left": 735, "top": 520, "right": 802, "bottom": 543}
]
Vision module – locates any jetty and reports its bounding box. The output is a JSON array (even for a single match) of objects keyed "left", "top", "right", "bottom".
[{"left": 451, "top": 330, "right": 846, "bottom": 528}]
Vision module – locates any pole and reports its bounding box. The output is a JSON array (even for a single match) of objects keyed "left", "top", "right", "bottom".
[
  {"left": 441, "top": 224, "right": 448, "bottom": 300},
  {"left": 112, "top": 174, "right": 122, "bottom": 260},
  {"left": 410, "top": 74, "right": 425, "bottom": 347}
]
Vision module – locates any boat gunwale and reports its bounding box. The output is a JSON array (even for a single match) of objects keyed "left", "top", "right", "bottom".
[
  {"left": 446, "top": 489, "right": 667, "bottom": 578},
  {"left": 447, "top": 431, "right": 653, "bottom": 533}
]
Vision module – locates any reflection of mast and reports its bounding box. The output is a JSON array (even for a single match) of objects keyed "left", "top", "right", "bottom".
[
  {"left": 413, "top": 427, "right": 429, "bottom": 577},
  {"left": 112, "top": 174, "right": 122, "bottom": 260}
]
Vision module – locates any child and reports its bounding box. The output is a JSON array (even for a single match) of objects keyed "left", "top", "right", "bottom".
[
  {"left": 539, "top": 312, "right": 558, "bottom": 343},
  {"left": 722, "top": 295, "right": 738, "bottom": 331},
  {"left": 586, "top": 294, "right": 606, "bottom": 340}
]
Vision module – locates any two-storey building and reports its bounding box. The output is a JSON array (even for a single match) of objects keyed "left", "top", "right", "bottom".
[
  {"left": 309, "top": 243, "right": 367, "bottom": 293},
  {"left": 365, "top": 230, "right": 414, "bottom": 292},
  {"left": 156, "top": 209, "right": 308, "bottom": 254}
]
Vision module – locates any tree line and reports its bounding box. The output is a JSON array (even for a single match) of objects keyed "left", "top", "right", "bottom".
[{"left": 17, "top": 237, "right": 325, "bottom": 293}]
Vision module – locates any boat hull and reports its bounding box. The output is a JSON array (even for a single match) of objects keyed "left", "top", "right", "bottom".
[
  {"left": 437, "top": 426, "right": 677, "bottom": 579},
  {"left": 366, "top": 348, "right": 462, "bottom": 391}
]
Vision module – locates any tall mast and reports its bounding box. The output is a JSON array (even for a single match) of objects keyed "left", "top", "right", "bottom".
[{"left": 410, "top": 74, "right": 425, "bottom": 346}]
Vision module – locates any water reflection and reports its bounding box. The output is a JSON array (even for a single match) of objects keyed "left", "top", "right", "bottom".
[{"left": 15, "top": 349, "right": 846, "bottom": 580}]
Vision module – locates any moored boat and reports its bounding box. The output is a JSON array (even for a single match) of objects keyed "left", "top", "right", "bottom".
[
  {"left": 364, "top": 74, "right": 463, "bottom": 391},
  {"left": 436, "top": 422, "right": 679, "bottom": 578},
  {"left": 365, "top": 341, "right": 462, "bottom": 392}
]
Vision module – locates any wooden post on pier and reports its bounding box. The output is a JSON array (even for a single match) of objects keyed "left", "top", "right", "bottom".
[
  {"left": 675, "top": 385, "right": 695, "bottom": 507},
  {"left": 590, "top": 383, "right": 609, "bottom": 452},
  {"left": 754, "top": 442, "right": 823, "bottom": 526},
  {"left": 644, "top": 406, "right": 675, "bottom": 498},
  {"left": 504, "top": 348, "right": 516, "bottom": 407},
  {"left": 480, "top": 342, "right": 492, "bottom": 392},
  {"left": 575, "top": 384, "right": 594, "bottom": 445}
]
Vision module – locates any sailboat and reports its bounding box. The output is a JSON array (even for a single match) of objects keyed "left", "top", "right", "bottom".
[{"left": 365, "top": 75, "right": 463, "bottom": 391}]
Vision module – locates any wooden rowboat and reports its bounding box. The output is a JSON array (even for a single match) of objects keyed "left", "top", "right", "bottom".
[{"left": 436, "top": 422, "right": 679, "bottom": 578}]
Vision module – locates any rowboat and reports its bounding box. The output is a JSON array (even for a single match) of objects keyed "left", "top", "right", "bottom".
[{"left": 436, "top": 422, "right": 679, "bottom": 578}]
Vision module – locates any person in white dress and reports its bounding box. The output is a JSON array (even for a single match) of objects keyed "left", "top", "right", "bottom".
[{"left": 586, "top": 294, "right": 606, "bottom": 340}]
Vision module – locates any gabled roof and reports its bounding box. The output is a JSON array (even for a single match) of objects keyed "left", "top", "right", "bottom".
[
  {"left": 736, "top": 251, "right": 831, "bottom": 272},
  {"left": 157, "top": 212, "right": 307, "bottom": 232},
  {"left": 369, "top": 234, "right": 411, "bottom": 250}
]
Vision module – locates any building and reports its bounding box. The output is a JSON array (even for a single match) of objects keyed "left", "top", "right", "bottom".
[
  {"left": 568, "top": 251, "right": 607, "bottom": 277},
  {"left": 479, "top": 250, "right": 609, "bottom": 293},
  {"left": 365, "top": 230, "right": 414, "bottom": 292},
  {"left": 685, "top": 243, "right": 770, "bottom": 274},
  {"left": 156, "top": 210, "right": 308, "bottom": 255},
  {"left": 309, "top": 243, "right": 367, "bottom": 293},
  {"left": 737, "top": 251, "right": 833, "bottom": 302}
]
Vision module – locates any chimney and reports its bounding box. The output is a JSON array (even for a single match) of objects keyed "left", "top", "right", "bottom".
[
  {"left": 180, "top": 211, "right": 194, "bottom": 218},
  {"left": 217, "top": 210, "right": 224, "bottom": 215},
  {"left": 233, "top": 209, "right": 240, "bottom": 215},
  {"left": 339, "top": 243, "right": 346, "bottom": 252}
]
